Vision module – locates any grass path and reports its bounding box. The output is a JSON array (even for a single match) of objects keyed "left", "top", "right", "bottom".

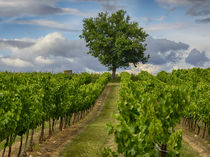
[{"left": 60, "top": 83, "right": 120, "bottom": 157}]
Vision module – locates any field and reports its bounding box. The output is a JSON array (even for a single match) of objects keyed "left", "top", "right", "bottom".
[{"left": 0, "top": 68, "right": 209, "bottom": 157}]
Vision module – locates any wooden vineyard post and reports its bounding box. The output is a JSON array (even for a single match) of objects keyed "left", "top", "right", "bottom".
[{"left": 161, "top": 144, "right": 167, "bottom": 157}]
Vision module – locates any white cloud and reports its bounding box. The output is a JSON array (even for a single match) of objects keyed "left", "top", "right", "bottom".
[
  {"left": 0, "top": 32, "right": 208, "bottom": 73},
  {"left": 14, "top": 32, "right": 72, "bottom": 59},
  {"left": 35, "top": 56, "right": 55, "bottom": 65},
  {"left": 84, "top": 67, "right": 96, "bottom": 73},
  {"left": 0, "top": 58, "right": 33, "bottom": 67},
  {"left": 66, "top": 58, "right": 75, "bottom": 63},
  {"left": 126, "top": 63, "right": 161, "bottom": 75},
  {"left": 0, "top": 32, "right": 106, "bottom": 72}
]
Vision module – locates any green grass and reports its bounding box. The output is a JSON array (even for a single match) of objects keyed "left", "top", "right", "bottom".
[
  {"left": 180, "top": 141, "right": 199, "bottom": 157},
  {"left": 60, "top": 83, "right": 120, "bottom": 157}
]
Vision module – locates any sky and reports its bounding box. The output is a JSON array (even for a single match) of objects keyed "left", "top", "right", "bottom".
[{"left": 0, "top": 0, "right": 209, "bottom": 74}]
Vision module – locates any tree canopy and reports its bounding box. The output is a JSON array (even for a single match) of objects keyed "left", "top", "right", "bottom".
[{"left": 80, "top": 9, "right": 149, "bottom": 79}]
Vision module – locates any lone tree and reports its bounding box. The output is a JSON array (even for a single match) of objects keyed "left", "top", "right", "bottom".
[{"left": 80, "top": 10, "right": 149, "bottom": 79}]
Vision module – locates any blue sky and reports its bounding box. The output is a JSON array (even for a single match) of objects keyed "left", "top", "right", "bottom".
[{"left": 0, "top": 0, "right": 209, "bottom": 73}]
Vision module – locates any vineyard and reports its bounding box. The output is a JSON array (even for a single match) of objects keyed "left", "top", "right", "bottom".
[
  {"left": 0, "top": 72, "right": 111, "bottom": 157},
  {"left": 105, "top": 68, "right": 209, "bottom": 157},
  {"left": 0, "top": 68, "right": 209, "bottom": 157}
]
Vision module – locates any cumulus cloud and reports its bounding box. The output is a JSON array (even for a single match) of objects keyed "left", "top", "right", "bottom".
[
  {"left": 0, "top": 32, "right": 106, "bottom": 73},
  {"left": 145, "top": 36, "right": 189, "bottom": 65},
  {"left": 0, "top": 0, "right": 93, "bottom": 18},
  {"left": 14, "top": 32, "right": 85, "bottom": 59},
  {"left": 185, "top": 48, "right": 209, "bottom": 66},
  {"left": 0, "top": 32, "right": 208, "bottom": 73},
  {"left": 0, "top": 58, "right": 33, "bottom": 67},
  {"left": 35, "top": 56, "right": 55, "bottom": 65},
  {"left": 0, "top": 39, "right": 34, "bottom": 49},
  {"left": 125, "top": 63, "right": 162, "bottom": 75}
]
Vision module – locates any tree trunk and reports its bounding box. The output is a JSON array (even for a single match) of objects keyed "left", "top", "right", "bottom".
[
  {"left": 1, "top": 137, "right": 9, "bottom": 157},
  {"left": 182, "top": 118, "right": 185, "bottom": 126},
  {"left": 206, "top": 124, "right": 210, "bottom": 140},
  {"left": 191, "top": 118, "right": 194, "bottom": 130},
  {"left": 188, "top": 118, "right": 191, "bottom": 129},
  {"left": 49, "top": 119, "right": 52, "bottom": 137},
  {"left": 194, "top": 119, "right": 198, "bottom": 131},
  {"left": 17, "top": 135, "right": 23, "bottom": 157},
  {"left": 161, "top": 144, "right": 167, "bottom": 157},
  {"left": 22, "top": 131, "right": 29, "bottom": 156},
  {"left": 112, "top": 68, "right": 116, "bottom": 80},
  {"left": 29, "top": 129, "right": 34, "bottom": 152},
  {"left": 76, "top": 111, "right": 79, "bottom": 122},
  {"left": 64, "top": 116, "right": 67, "bottom": 129},
  {"left": 197, "top": 123, "right": 200, "bottom": 135},
  {"left": 185, "top": 117, "right": 188, "bottom": 126},
  {"left": 202, "top": 122, "right": 207, "bottom": 138},
  {"left": 39, "top": 120, "right": 45, "bottom": 142},
  {"left": 82, "top": 110, "right": 85, "bottom": 119},
  {"left": 8, "top": 134, "right": 15, "bottom": 157},
  {"left": 72, "top": 113, "right": 75, "bottom": 124},
  {"left": 59, "top": 117, "right": 63, "bottom": 131},
  {"left": 52, "top": 118, "right": 55, "bottom": 133},
  {"left": 68, "top": 115, "right": 71, "bottom": 127},
  {"left": 80, "top": 111, "right": 82, "bottom": 120}
]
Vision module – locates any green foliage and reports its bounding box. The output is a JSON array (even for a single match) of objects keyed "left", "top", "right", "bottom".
[
  {"left": 102, "top": 147, "right": 118, "bottom": 157},
  {"left": 106, "top": 68, "right": 209, "bottom": 156},
  {"left": 80, "top": 10, "right": 149, "bottom": 73},
  {"left": 107, "top": 71, "right": 193, "bottom": 157},
  {"left": 0, "top": 72, "right": 111, "bottom": 146},
  {"left": 158, "top": 68, "right": 210, "bottom": 124}
]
